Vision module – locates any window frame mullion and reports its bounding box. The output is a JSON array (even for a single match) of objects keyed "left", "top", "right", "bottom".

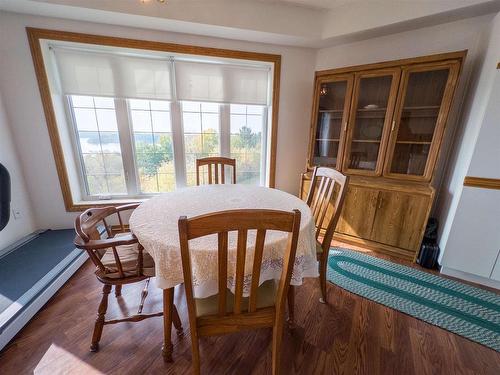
[
  {"left": 115, "top": 98, "right": 139, "bottom": 196},
  {"left": 171, "top": 100, "right": 187, "bottom": 188},
  {"left": 220, "top": 103, "right": 231, "bottom": 158}
]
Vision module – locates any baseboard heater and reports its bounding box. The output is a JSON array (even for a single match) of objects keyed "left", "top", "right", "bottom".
[{"left": 0, "top": 229, "right": 88, "bottom": 351}]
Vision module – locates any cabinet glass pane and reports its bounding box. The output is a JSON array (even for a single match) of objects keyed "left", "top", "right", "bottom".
[
  {"left": 313, "top": 80, "right": 347, "bottom": 166},
  {"left": 390, "top": 69, "right": 449, "bottom": 175},
  {"left": 347, "top": 75, "right": 393, "bottom": 171}
]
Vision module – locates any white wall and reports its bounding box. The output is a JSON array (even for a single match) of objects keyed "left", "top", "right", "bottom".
[
  {"left": 439, "top": 12, "right": 500, "bottom": 280},
  {"left": 0, "top": 93, "right": 36, "bottom": 251},
  {"left": 0, "top": 11, "right": 316, "bottom": 230}
]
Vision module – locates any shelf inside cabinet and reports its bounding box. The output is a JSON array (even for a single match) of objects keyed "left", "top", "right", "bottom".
[
  {"left": 316, "top": 138, "right": 340, "bottom": 142},
  {"left": 319, "top": 109, "right": 344, "bottom": 113},
  {"left": 351, "top": 139, "right": 381, "bottom": 143},
  {"left": 395, "top": 141, "right": 432, "bottom": 145}
]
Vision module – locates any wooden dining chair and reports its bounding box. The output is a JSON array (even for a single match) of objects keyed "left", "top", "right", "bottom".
[
  {"left": 196, "top": 157, "right": 236, "bottom": 185},
  {"left": 178, "top": 209, "right": 301, "bottom": 375},
  {"left": 306, "top": 167, "right": 349, "bottom": 303},
  {"left": 74, "top": 203, "right": 182, "bottom": 352}
]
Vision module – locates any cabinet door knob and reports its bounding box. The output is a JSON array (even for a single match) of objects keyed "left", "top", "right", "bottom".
[
  {"left": 391, "top": 120, "right": 396, "bottom": 132},
  {"left": 344, "top": 122, "right": 348, "bottom": 131}
]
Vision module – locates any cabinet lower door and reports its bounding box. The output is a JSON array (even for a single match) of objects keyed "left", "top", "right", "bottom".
[
  {"left": 370, "top": 191, "right": 430, "bottom": 250},
  {"left": 336, "top": 186, "right": 379, "bottom": 239}
]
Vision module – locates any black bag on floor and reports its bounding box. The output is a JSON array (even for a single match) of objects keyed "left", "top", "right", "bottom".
[{"left": 417, "top": 218, "right": 439, "bottom": 269}]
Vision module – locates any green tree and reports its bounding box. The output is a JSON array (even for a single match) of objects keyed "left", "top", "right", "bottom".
[
  {"left": 233, "top": 126, "right": 259, "bottom": 149},
  {"left": 136, "top": 135, "right": 173, "bottom": 176}
]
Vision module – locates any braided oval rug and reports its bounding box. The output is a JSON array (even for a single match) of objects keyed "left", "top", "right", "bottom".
[{"left": 327, "top": 248, "right": 500, "bottom": 351}]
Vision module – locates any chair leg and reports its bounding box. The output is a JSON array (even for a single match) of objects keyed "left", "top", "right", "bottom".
[
  {"left": 271, "top": 315, "right": 285, "bottom": 375},
  {"left": 172, "top": 304, "right": 183, "bottom": 335},
  {"left": 189, "top": 320, "right": 201, "bottom": 375},
  {"left": 319, "top": 255, "right": 328, "bottom": 304},
  {"left": 90, "top": 284, "right": 112, "bottom": 352},
  {"left": 138, "top": 278, "right": 150, "bottom": 314},
  {"left": 287, "top": 286, "right": 295, "bottom": 329},
  {"left": 115, "top": 285, "right": 122, "bottom": 297}
]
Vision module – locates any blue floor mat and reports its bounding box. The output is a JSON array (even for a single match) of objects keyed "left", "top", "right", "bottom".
[{"left": 0, "top": 229, "right": 78, "bottom": 314}]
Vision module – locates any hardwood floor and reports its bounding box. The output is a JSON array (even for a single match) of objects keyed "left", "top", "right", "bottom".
[{"left": 1, "top": 244, "right": 499, "bottom": 374}]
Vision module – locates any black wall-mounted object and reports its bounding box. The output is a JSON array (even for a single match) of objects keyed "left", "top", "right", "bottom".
[{"left": 0, "top": 162, "right": 11, "bottom": 231}]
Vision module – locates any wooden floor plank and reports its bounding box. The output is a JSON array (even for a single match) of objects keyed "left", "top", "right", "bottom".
[{"left": 1, "top": 245, "right": 499, "bottom": 374}]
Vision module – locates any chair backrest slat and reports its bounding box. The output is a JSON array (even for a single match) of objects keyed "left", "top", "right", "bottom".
[
  {"left": 234, "top": 229, "right": 248, "bottom": 314},
  {"left": 196, "top": 157, "right": 236, "bottom": 185},
  {"left": 217, "top": 232, "right": 228, "bottom": 316},
  {"left": 248, "top": 229, "right": 266, "bottom": 313},
  {"left": 306, "top": 167, "right": 349, "bottom": 251}
]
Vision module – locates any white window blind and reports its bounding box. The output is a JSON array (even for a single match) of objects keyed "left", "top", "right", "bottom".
[
  {"left": 52, "top": 47, "right": 172, "bottom": 100},
  {"left": 174, "top": 61, "right": 270, "bottom": 105}
]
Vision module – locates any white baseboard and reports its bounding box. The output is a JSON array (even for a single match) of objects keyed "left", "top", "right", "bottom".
[
  {"left": 0, "top": 250, "right": 88, "bottom": 351},
  {"left": 441, "top": 266, "right": 500, "bottom": 290}
]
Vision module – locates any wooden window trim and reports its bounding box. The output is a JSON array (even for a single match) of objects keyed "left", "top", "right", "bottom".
[{"left": 26, "top": 27, "right": 281, "bottom": 212}]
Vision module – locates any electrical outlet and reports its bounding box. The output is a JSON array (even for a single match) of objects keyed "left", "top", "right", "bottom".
[{"left": 12, "top": 208, "right": 21, "bottom": 220}]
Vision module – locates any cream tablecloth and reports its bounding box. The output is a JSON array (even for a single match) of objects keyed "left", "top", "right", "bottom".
[{"left": 129, "top": 185, "right": 318, "bottom": 298}]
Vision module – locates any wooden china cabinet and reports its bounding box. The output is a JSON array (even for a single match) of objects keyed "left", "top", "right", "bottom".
[{"left": 301, "top": 51, "right": 465, "bottom": 261}]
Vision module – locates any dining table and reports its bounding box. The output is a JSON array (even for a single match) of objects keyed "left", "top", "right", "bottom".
[{"left": 129, "top": 184, "right": 318, "bottom": 360}]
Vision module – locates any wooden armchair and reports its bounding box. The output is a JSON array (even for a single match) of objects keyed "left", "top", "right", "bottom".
[
  {"left": 74, "top": 203, "right": 182, "bottom": 352},
  {"left": 196, "top": 157, "right": 236, "bottom": 185},
  {"left": 305, "top": 167, "right": 349, "bottom": 303},
  {"left": 178, "top": 209, "right": 301, "bottom": 375}
]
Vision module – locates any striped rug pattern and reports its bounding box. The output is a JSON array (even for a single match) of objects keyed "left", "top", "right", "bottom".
[{"left": 327, "top": 248, "right": 500, "bottom": 351}]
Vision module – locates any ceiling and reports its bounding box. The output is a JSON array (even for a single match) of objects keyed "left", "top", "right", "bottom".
[
  {"left": 0, "top": 0, "right": 499, "bottom": 47},
  {"left": 256, "top": 0, "right": 353, "bottom": 10}
]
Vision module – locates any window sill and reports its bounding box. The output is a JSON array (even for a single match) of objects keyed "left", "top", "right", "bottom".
[{"left": 67, "top": 198, "right": 149, "bottom": 212}]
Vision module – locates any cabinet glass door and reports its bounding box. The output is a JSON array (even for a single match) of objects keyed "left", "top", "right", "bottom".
[
  {"left": 385, "top": 62, "right": 460, "bottom": 180},
  {"left": 311, "top": 76, "right": 352, "bottom": 168},
  {"left": 343, "top": 69, "right": 400, "bottom": 175}
]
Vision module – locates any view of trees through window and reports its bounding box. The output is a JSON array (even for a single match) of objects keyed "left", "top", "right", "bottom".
[
  {"left": 129, "top": 99, "right": 175, "bottom": 193},
  {"left": 71, "top": 96, "right": 127, "bottom": 196},
  {"left": 69, "top": 96, "right": 266, "bottom": 197},
  {"left": 230, "top": 104, "right": 264, "bottom": 185},
  {"left": 182, "top": 102, "right": 220, "bottom": 186}
]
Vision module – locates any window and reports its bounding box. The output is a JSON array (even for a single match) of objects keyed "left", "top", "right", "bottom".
[
  {"left": 182, "top": 102, "right": 221, "bottom": 186},
  {"left": 30, "top": 29, "right": 280, "bottom": 207},
  {"left": 230, "top": 104, "right": 266, "bottom": 185},
  {"left": 70, "top": 96, "right": 126, "bottom": 196},
  {"left": 129, "top": 99, "right": 175, "bottom": 193}
]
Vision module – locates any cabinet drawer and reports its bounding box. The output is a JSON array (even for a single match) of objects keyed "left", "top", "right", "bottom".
[{"left": 370, "top": 191, "right": 430, "bottom": 250}]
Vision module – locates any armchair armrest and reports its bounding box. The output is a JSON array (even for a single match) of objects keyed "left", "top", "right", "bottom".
[{"left": 74, "top": 233, "right": 138, "bottom": 250}]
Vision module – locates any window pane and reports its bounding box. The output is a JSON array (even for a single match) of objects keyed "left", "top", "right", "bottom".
[
  {"left": 230, "top": 104, "right": 265, "bottom": 185},
  {"left": 82, "top": 153, "right": 105, "bottom": 174},
  {"left": 131, "top": 110, "right": 152, "bottom": 132},
  {"left": 202, "top": 113, "right": 219, "bottom": 132},
  {"left": 93, "top": 97, "right": 115, "bottom": 109},
  {"left": 129, "top": 99, "right": 175, "bottom": 193},
  {"left": 183, "top": 112, "right": 201, "bottom": 133},
  {"left": 152, "top": 111, "right": 171, "bottom": 132},
  {"left": 201, "top": 102, "right": 219, "bottom": 113},
  {"left": 72, "top": 95, "right": 94, "bottom": 108},
  {"left": 230, "top": 114, "right": 246, "bottom": 133},
  {"left": 74, "top": 108, "right": 97, "bottom": 131},
  {"left": 79, "top": 131, "right": 102, "bottom": 153},
  {"left": 96, "top": 109, "right": 118, "bottom": 131},
  {"left": 150, "top": 100, "right": 169, "bottom": 111},
  {"left": 70, "top": 95, "right": 127, "bottom": 197},
  {"left": 99, "top": 132, "right": 121, "bottom": 153},
  {"left": 129, "top": 99, "right": 150, "bottom": 110},
  {"left": 182, "top": 101, "right": 220, "bottom": 186},
  {"left": 182, "top": 101, "right": 201, "bottom": 112},
  {"left": 230, "top": 104, "right": 246, "bottom": 114}
]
